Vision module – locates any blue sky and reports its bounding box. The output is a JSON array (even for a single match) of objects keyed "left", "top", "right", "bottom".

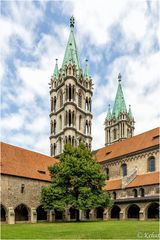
[{"left": 1, "top": 0, "right": 160, "bottom": 155}]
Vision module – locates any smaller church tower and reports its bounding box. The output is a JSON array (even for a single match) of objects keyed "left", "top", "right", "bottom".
[{"left": 104, "top": 73, "right": 135, "bottom": 146}]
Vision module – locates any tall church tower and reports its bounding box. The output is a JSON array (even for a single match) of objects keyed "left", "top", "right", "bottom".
[
  {"left": 49, "top": 17, "right": 93, "bottom": 157},
  {"left": 104, "top": 73, "right": 135, "bottom": 146}
]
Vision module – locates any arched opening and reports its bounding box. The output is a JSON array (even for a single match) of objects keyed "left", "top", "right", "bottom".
[
  {"left": 59, "top": 138, "right": 62, "bottom": 153},
  {"left": 78, "top": 92, "right": 82, "bottom": 108},
  {"left": 69, "top": 208, "right": 77, "bottom": 220},
  {"left": 148, "top": 156, "right": 155, "bottom": 172},
  {"left": 112, "top": 191, "right": 117, "bottom": 200},
  {"left": 69, "top": 84, "right": 72, "bottom": 101},
  {"left": 85, "top": 98, "right": 88, "bottom": 111},
  {"left": 121, "top": 163, "right": 127, "bottom": 177},
  {"left": 15, "top": 204, "right": 29, "bottom": 222},
  {"left": 139, "top": 188, "right": 145, "bottom": 197},
  {"left": 36, "top": 205, "right": 47, "bottom": 221},
  {"left": 69, "top": 110, "right": 72, "bottom": 126},
  {"left": 54, "top": 97, "right": 56, "bottom": 112},
  {"left": 55, "top": 210, "right": 63, "bottom": 220},
  {"left": 53, "top": 143, "right": 56, "bottom": 156},
  {"left": 127, "top": 204, "right": 140, "bottom": 219},
  {"left": 72, "top": 111, "right": 75, "bottom": 126},
  {"left": 133, "top": 189, "right": 138, "bottom": 197},
  {"left": 79, "top": 115, "right": 82, "bottom": 130},
  {"left": 51, "top": 97, "right": 53, "bottom": 112},
  {"left": 59, "top": 115, "right": 62, "bottom": 130},
  {"left": 96, "top": 207, "right": 104, "bottom": 219},
  {"left": 147, "top": 203, "right": 159, "bottom": 219},
  {"left": 85, "top": 209, "right": 90, "bottom": 219},
  {"left": 0, "top": 205, "right": 6, "bottom": 222},
  {"left": 59, "top": 91, "right": 63, "bottom": 108},
  {"left": 111, "top": 205, "right": 120, "bottom": 219},
  {"left": 113, "top": 128, "right": 117, "bottom": 140},
  {"left": 53, "top": 120, "right": 56, "bottom": 135}
]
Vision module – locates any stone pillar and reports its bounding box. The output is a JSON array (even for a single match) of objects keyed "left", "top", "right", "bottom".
[
  {"left": 89, "top": 209, "right": 95, "bottom": 220},
  {"left": 120, "top": 211, "right": 125, "bottom": 220},
  {"left": 47, "top": 210, "right": 55, "bottom": 222},
  {"left": 139, "top": 211, "right": 145, "bottom": 220},
  {"left": 103, "top": 208, "right": 109, "bottom": 220},
  {"left": 30, "top": 208, "right": 37, "bottom": 223},
  {"left": 64, "top": 208, "right": 70, "bottom": 221},
  {"left": 8, "top": 207, "right": 15, "bottom": 224}
]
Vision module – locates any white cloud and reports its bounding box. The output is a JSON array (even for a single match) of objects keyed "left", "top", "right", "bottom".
[{"left": 1, "top": 0, "right": 159, "bottom": 154}]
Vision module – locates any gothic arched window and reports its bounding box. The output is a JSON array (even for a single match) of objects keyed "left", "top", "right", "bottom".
[
  {"left": 53, "top": 120, "right": 56, "bottom": 135},
  {"left": 51, "top": 121, "right": 53, "bottom": 134},
  {"left": 79, "top": 115, "right": 82, "bottom": 130},
  {"left": 54, "top": 97, "right": 56, "bottom": 112},
  {"left": 59, "top": 91, "right": 63, "bottom": 108},
  {"left": 51, "top": 97, "right": 53, "bottom": 112},
  {"left": 121, "top": 163, "right": 127, "bottom": 177},
  {"left": 113, "top": 128, "right": 117, "bottom": 140},
  {"left": 148, "top": 156, "right": 155, "bottom": 172},
  {"left": 78, "top": 92, "right": 82, "bottom": 108},
  {"left": 59, "top": 115, "right": 62, "bottom": 130}
]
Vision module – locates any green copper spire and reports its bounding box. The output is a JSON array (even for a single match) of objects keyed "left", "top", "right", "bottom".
[
  {"left": 84, "top": 59, "right": 89, "bottom": 79},
  {"left": 106, "top": 104, "right": 112, "bottom": 120},
  {"left": 128, "top": 104, "right": 133, "bottom": 119},
  {"left": 112, "top": 73, "right": 127, "bottom": 118},
  {"left": 62, "top": 16, "right": 81, "bottom": 74},
  {"left": 53, "top": 59, "right": 59, "bottom": 78}
]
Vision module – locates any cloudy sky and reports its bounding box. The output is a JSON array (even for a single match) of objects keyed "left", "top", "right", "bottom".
[{"left": 1, "top": 0, "right": 160, "bottom": 155}]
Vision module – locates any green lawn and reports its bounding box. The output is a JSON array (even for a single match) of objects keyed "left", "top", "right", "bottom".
[{"left": 1, "top": 221, "right": 159, "bottom": 239}]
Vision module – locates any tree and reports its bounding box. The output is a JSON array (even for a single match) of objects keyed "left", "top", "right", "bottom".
[{"left": 41, "top": 143, "right": 112, "bottom": 221}]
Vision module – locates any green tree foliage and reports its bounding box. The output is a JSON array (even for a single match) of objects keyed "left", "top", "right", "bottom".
[{"left": 41, "top": 143, "right": 112, "bottom": 221}]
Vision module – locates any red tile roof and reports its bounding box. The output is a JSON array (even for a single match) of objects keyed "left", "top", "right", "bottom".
[
  {"left": 104, "top": 172, "right": 160, "bottom": 190},
  {"left": 0, "top": 142, "right": 58, "bottom": 181},
  {"left": 95, "top": 127, "right": 160, "bottom": 163},
  {"left": 127, "top": 171, "right": 160, "bottom": 188}
]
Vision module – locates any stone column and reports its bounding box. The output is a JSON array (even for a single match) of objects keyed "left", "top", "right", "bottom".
[
  {"left": 64, "top": 208, "right": 70, "bottom": 221},
  {"left": 8, "top": 207, "right": 15, "bottom": 224},
  {"left": 89, "top": 209, "right": 95, "bottom": 220},
  {"left": 47, "top": 210, "right": 55, "bottom": 222},
  {"left": 30, "top": 208, "right": 37, "bottom": 223},
  {"left": 120, "top": 211, "right": 125, "bottom": 220},
  {"left": 103, "top": 208, "right": 109, "bottom": 220},
  {"left": 139, "top": 211, "right": 145, "bottom": 220}
]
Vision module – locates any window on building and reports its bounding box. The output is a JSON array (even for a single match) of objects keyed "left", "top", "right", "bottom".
[
  {"left": 139, "top": 188, "right": 145, "bottom": 197},
  {"left": 59, "top": 115, "right": 62, "bottom": 130},
  {"left": 133, "top": 189, "right": 138, "bottom": 197},
  {"left": 69, "top": 84, "right": 72, "bottom": 101},
  {"left": 78, "top": 92, "right": 82, "bottom": 108},
  {"left": 54, "top": 97, "right": 56, "bottom": 112},
  {"left": 121, "top": 163, "right": 127, "bottom": 177},
  {"left": 51, "top": 97, "right": 53, "bottom": 112},
  {"left": 113, "top": 129, "right": 117, "bottom": 140},
  {"left": 53, "top": 120, "right": 56, "bottom": 135},
  {"left": 59, "top": 92, "right": 63, "bottom": 108},
  {"left": 148, "top": 157, "right": 155, "bottom": 172},
  {"left": 113, "top": 192, "right": 116, "bottom": 200},
  {"left": 106, "top": 168, "right": 109, "bottom": 180},
  {"left": 21, "top": 184, "right": 25, "bottom": 193},
  {"left": 79, "top": 115, "right": 82, "bottom": 130}
]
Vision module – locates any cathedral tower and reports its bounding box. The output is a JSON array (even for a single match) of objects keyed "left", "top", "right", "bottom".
[
  {"left": 104, "top": 73, "right": 135, "bottom": 146},
  {"left": 49, "top": 17, "right": 93, "bottom": 157}
]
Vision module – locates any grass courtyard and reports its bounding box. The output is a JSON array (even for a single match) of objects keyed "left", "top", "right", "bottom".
[{"left": 1, "top": 220, "right": 159, "bottom": 239}]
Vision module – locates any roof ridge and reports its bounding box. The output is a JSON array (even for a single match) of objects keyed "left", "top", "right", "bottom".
[{"left": 0, "top": 142, "right": 57, "bottom": 161}]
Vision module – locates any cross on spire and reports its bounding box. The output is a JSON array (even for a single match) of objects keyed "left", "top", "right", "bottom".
[
  {"left": 118, "top": 73, "right": 121, "bottom": 82},
  {"left": 70, "top": 16, "right": 75, "bottom": 28}
]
